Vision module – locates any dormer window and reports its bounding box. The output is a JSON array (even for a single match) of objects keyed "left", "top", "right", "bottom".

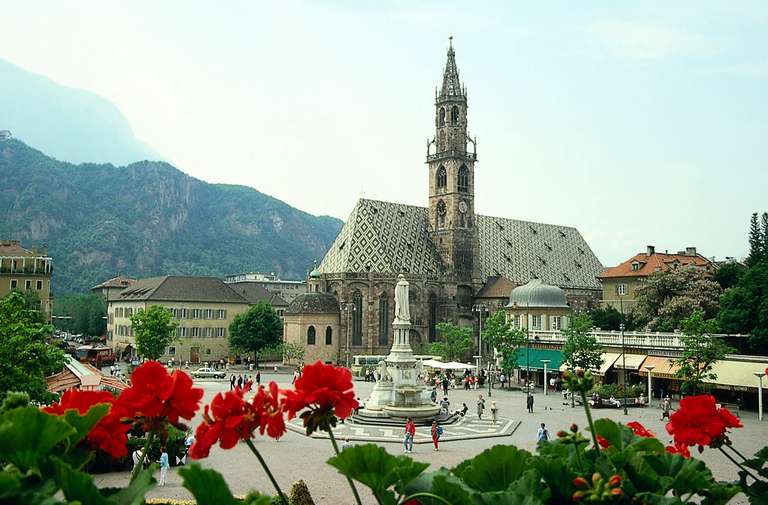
[{"left": 631, "top": 261, "right": 640, "bottom": 271}]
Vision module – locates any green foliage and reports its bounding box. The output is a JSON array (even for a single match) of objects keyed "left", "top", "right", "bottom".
[
  {"left": 719, "top": 262, "right": 768, "bottom": 354},
  {"left": 430, "top": 321, "right": 473, "bottom": 361},
  {"left": 591, "top": 383, "right": 646, "bottom": 399},
  {"left": 714, "top": 262, "right": 745, "bottom": 290},
  {"left": 561, "top": 314, "right": 603, "bottom": 372},
  {"left": 482, "top": 311, "right": 526, "bottom": 372},
  {"left": 54, "top": 293, "right": 107, "bottom": 337},
  {"left": 747, "top": 212, "right": 764, "bottom": 267},
  {"left": 0, "top": 139, "right": 342, "bottom": 295},
  {"left": 0, "top": 291, "right": 65, "bottom": 404},
  {"left": 229, "top": 301, "right": 283, "bottom": 362},
  {"left": 634, "top": 267, "right": 722, "bottom": 331},
  {"left": 673, "top": 310, "right": 734, "bottom": 395},
  {"left": 130, "top": 305, "right": 178, "bottom": 360},
  {"left": 271, "top": 341, "right": 306, "bottom": 363},
  {"left": 587, "top": 305, "right": 639, "bottom": 331}
]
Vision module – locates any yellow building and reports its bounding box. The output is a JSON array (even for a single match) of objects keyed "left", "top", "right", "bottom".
[
  {"left": 504, "top": 278, "right": 571, "bottom": 331},
  {"left": 0, "top": 240, "right": 53, "bottom": 321},
  {"left": 106, "top": 276, "right": 250, "bottom": 364}
]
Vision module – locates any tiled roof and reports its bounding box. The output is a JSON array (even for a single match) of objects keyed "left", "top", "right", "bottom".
[
  {"left": 475, "top": 276, "right": 516, "bottom": 299},
  {"left": 286, "top": 292, "right": 340, "bottom": 315},
  {"left": 229, "top": 282, "right": 289, "bottom": 307},
  {"left": 117, "top": 276, "right": 249, "bottom": 303},
  {"left": 599, "top": 252, "right": 712, "bottom": 279},
  {"left": 0, "top": 240, "right": 42, "bottom": 257},
  {"left": 91, "top": 275, "right": 136, "bottom": 290},
  {"left": 318, "top": 199, "right": 603, "bottom": 290}
]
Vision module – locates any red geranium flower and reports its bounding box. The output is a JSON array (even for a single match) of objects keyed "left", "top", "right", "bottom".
[
  {"left": 284, "top": 361, "right": 358, "bottom": 420},
  {"left": 596, "top": 435, "right": 611, "bottom": 449},
  {"left": 117, "top": 361, "right": 203, "bottom": 430},
  {"left": 665, "top": 441, "right": 691, "bottom": 458},
  {"left": 627, "top": 421, "right": 655, "bottom": 438},
  {"left": 665, "top": 394, "right": 742, "bottom": 450},
  {"left": 253, "top": 382, "right": 286, "bottom": 439},
  {"left": 43, "top": 390, "right": 130, "bottom": 458}
]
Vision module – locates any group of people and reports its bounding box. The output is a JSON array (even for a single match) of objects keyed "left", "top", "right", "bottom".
[
  {"left": 230, "top": 371, "right": 261, "bottom": 390},
  {"left": 403, "top": 417, "right": 445, "bottom": 452}
]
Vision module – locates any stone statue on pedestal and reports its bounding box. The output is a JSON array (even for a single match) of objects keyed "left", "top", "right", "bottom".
[{"left": 394, "top": 274, "right": 410, "bottom": 324}]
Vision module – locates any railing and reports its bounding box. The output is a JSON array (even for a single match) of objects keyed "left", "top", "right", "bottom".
[
  {"left": 426, "top": 150, "right": 477, "bottom": 162},
  {"left": 525, "top": 329, "right": 745, "bottom": 351}
]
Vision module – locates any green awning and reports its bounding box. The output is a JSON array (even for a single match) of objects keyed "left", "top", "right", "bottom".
[{"left": 509, "top": 348, "right": 564, "bottom": 371}]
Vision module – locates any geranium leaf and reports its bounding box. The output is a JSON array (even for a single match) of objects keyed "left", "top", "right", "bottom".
[
  {"left": 0, "top": 471, "right": 21, "bottom": 499},
  {"left": 0, "top": 406, "right": 74, "bottom": 473},
  {"left": 699, "top": 483, "right": 741, "bottom": 505},
  {"left": 451, "top": 445, "right": 531, "bottom": 492},
  {"left": 53, "top": 456, "right": 111, "bottom": 505},
  {"left": 532, "top": 445, "right": 578, "bottom": 503},
  {"left": 593, "top": 418, "right": 623, "bottom": 450},
  {"left": 108, "top": 466, "right": 156, "bottom": 505},
  {"left": 402, "top": 469, "right": 473, "bottom": 505},
  {"left": 472, "top": 469, "right": 547, "bottom": 505},
  {"left": 645, "top": 452, "right": 713, "bottom": 496},
  {"left": 178, "top": 464, "right": 237, "bottom": 505},
  {"left": 242, "top": 490, "right": 273, "bottom": 505},
  {"left": 62, "top": 403, "right": 109, "bottom": 449}
]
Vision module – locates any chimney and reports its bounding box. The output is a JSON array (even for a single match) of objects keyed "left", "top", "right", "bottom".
[
  {"left": 647, "top": 245, "right": 655, "bottom": 255},
  {"left": 686, "top": 247, "right": 697, "bottom": 257}
]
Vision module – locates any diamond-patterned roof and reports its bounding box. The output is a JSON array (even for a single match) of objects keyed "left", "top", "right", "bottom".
[{"left": 318, "top": 199, "right": 602, "bottom": 290}]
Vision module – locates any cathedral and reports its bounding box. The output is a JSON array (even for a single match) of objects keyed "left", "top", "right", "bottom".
[{"left": 284, "top": 40, "right": 603, "bottom": 364}]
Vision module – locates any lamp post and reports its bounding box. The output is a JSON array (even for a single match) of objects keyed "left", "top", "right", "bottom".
[
  {"left": 618, "top": 290, "right": 628, "bottom": 415},
  {"left": 472, "top": 304, "right": 489, "bottom": 394},
  {"left": 755, "top": 371, "right": 766, "bottom": 421},
  {"left": 541, "top": 359, "right": 550, "bottom": 396},
  {"left": 340, "top": 301, "right": 356, "bottom": 369},
  {"left": 645, "top": 365, "right": 655, "bottom": 408}
]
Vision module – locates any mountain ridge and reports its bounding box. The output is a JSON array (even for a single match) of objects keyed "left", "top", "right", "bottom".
[{"left": 0, "top": 139, "right": 342, "bottom": 294}]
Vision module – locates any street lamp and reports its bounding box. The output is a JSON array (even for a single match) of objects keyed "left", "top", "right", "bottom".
[
  {"left": 472, "top": 304, "right": 489, "bottom": 394},
  {"left": 645, "top": 365, "right": 655, "bottom": 408},
  {"left": 541, "top": 359, "right": 550, "bottom": 396},
  {"left": 755, "top": 371, "right": 766, "bottom": 421},
  {"left": 618, "top": 289, "right": 628, "bottom": 415},
  {"left": 340, "top": 300, "right": 356, "bottom": 368}
]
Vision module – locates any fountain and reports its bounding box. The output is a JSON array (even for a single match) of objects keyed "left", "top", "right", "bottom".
[{"left": 355, "top": 274, "right": 450, "bottom": 424}]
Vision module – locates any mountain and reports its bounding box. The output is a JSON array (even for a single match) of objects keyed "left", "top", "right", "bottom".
[
  {"left": 0, "top": 139, "right": 343, "bottom": 294},
  {"left": 0, "top": 58, "right": 159, "bottom": 164}
]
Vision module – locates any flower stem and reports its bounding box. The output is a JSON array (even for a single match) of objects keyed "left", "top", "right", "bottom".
[
  {"left": 245, "top": 439, "right": 288, "bottom": 505},
  {"left": 327, "top": 427, "right": 363, "bottom": 505},
  {"left": 401, "top": 492, "right": 454, "bottom": 505},
  {"left": 580, "top": 390, "right": 600, "bottom": 454},
  {"left": 718, "top": 447, "right": 760, "bottom": 482},
  {"left": 724, "top": 443, "right": 753, "bottom": 465},
  {"left": 130, "top": 429, "right": 155, "bottom": 483}
]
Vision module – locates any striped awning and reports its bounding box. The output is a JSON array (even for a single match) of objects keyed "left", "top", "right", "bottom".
[
  {"left": 637, "top": 356, "right": 680, "bottom": 379},
  {"left": 599, "top": 353, "right": 621, "bottom": 375},
  {"left": 614, "top": 354, "right": 648, "bottom": 370}
]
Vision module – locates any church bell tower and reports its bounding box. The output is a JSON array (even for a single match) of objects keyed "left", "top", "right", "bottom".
[{"left": 427, "top": 38, "right": 478, "bottom": 288}]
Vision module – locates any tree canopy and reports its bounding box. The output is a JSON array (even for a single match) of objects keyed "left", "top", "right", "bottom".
[
  {"left": 634, "top": 267, "right": 721, "bottom": 331},
  {"left": 482, "top": 310, "right": 526, "bottom": 372},
  {"left": 430, "top": 321, "right": 473, "bottom": 362},
  {"left": 130, "top": 305, "right": 178, "bottom": 360},
  {"left": 228, "top": 301, "right": 283, "bottom": 363},
  {"left": 561, "top": 314, "right": 603, "bottom": 372},
  {"left": 588, "top": 305, "right": 639, "bottom": 332},
  {"left": 673, "top": 310, "right": 733, "bottom": 395},
  {"left": 0, "top": 292, "right": 65, "bottom": 403},
  {"left": 718, "top": 261, "right": 768, "bottom": 353},
  {"left": 53, "top": 294, "right": 106, "bottom": 337}
]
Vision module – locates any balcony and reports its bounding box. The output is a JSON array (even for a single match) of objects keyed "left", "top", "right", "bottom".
[
  {"left": 524, "top": 329, "right": 744, "bottom": 351},
  {"left": 426, "top": 150, "right": 477, "bottom": 162}
]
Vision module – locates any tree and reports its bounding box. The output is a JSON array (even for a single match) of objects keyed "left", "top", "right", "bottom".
[
  {"left": 482, "top": 310, "right": 525, "bottom": 373},
  {"left": 746, "top": 212, "right": 764, "bottom": 267},
  {"left": 430, "top": 321, "right": 473, "bottom": 362},
  {"left": 673, "top": 310, "right": 734, "bottom": 395},
  {"left": 0, "top": 292, "right": 65, "bottom": 403},
  {"left": 634, "top": 267, "right": 722, "bottom": 331},
  {"left": 718, "top": 262, "right": 768, "bottom": 353},
  {"left": 587, "top": 305, "right": 640, "bottom": 331},
  {"left": 714, "top": 262, "right": 745, "bottom": 290},
  {"left": 271, "top": 341, "right": 306, "bottom": 364},
  {"left": 561, "top": 314, "right": 603, "bottom": 372},
  {"left": 130, "top": 305, "right": 178, "bottom": 361},
  {"left": 228, "top": 301, "right": 283, "bottom": 365},
  {"left": 762, "top": 212, "right": 768, "bottom": 263},
  {"left": 54, "top": 294, "right": 106, "bottom": 338}
]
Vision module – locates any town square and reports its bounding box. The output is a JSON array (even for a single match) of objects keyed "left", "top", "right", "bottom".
[{"left": 1, "top": 2, "right": 768, "bottom": 504}]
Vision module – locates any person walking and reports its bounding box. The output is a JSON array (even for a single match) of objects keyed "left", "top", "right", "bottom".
[
  {"left": 131, "top": 447, "right": 145, "bottom": 470},
  {"left": 159, "top": 445, "right": 169, "bottom": 486},
  {"left": 464, "top": 376, "right": 471, "bottom": 390},
  {"left": 256, "top": 370, "right": 261, "bottom": 385},
  {"left": 430, "top": 387, "right": 438, "bottom": 403},
  {"left": 442, "top": 376, "right": 449, "bottom": 396},
  {"left": 403, "top": 417, "right": 415, "bottom": 453},
  {"left": 476, "top": 394, "right": 485, "bottom": 420},
  {"left": 536, "top": 423, "right": 550, "bottom": 443},
  {"left": 526, "top": 393, "right": 534, "bottom": 413},
  {"left": 237, "top": 375, "right": 243, "bottom": 389},
  {"left": 499, "top": 372, "right": 506, "bottom": 390},
  {"left": 431, "top": 421, "right": 443, "bottom": 451},
  {"left": 490, "top": 401, "right": 498, "bottom": 424},
  {"left": 661, "top": 396, "right": 672, "bottom": 420},
  {"left": 230, "top": 374, "right": 236, "bottom": 390}
]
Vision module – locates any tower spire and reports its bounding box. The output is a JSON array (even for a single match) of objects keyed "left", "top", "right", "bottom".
[{"left": 441, "top": 36, "right": 462, "bottom": 98}]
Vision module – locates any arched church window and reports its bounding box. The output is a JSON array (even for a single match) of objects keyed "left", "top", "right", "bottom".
[
  {"left": 451, "top": 106, "right": 460, "bottom": 126},
  {"left": 307, "top": 325, "right": 316, "bottom": 345},
  {"left": 352, "top": 290, "right": 363, "bottom": 346},
  {"left": 378, "top": 294, "right": 389, "bottom": 346},
  {"left": 436, "top": 199, "right": 446, "bottom": 228},
  {"left": 458, "top": 165, "right": 469, "bottom": 193},
  {"left": 436, "top": 166, "right": 447, "bottom": 189},
  {"left": 325, "top": 326, "right": 332, "bottom": 345},
  {"left": 428, "top": 293, "right": 438, "bottom": 342},
  {"left": 439, "top": 107, "right": 445, "bottom": 127}
]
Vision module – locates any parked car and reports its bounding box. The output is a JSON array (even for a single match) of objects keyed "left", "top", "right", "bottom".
[{"left": 191, "top": 367, "right": 225, "bottom": 379}]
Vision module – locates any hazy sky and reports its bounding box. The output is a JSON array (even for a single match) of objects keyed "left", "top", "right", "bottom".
[{"left": 1, "top": 1, "right": 766, "bottom": 266}]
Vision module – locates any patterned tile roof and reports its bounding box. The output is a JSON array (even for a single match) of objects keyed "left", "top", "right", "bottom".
[{"left": 318, "top": 199, "right": 603, "bottom": 290}]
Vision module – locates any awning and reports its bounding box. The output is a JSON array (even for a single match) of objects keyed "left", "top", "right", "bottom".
[
  {"left": 614, "top": 354, "right": 648, "bottom": 370},
  {"left": 421, "top": 359, "right": 447, "bottom": 369},
  {"left": 637, "top": 356, "right": 680, "bottom": 379},
  {"left": 513, "top": 348, "right": 563, "bottom": 371},
  {"left": 703, "top": 359, "right": 768, "bottom": 390},
  {"left": 599, "top": 353, "right": 622, "bottom": 375},
  {"left": 443, "top": 361, "right": 477, "bottom": 370}
]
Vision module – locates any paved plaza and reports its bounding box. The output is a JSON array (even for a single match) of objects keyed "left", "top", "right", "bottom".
[{"left": 94, "top": 372, "right": 768, "bottom": 504}]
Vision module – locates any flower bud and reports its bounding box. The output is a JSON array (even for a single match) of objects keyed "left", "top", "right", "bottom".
[
  {"left": 610, "top": 488, "right": 623, "bottom": 496},
  {"left": 608, "top": 475, "right": 621, "bottom": 487},
  {"left": 570, "top": 423, "right": 579, "bottom": 433},
  {"left": 575, "top": 368, "right": 585, "bottom": 378},
  {"left": 557, "top": 430, "right": 568, "bottom": 438},
  {"left": 572, "top": 491, "right": 586, "bottom": 502},
  {"left": 573, "top": 477, "right": 589, "bottom": 489},
  {"left": 592, "top": 473, "right": 602, "bottom": 486}
]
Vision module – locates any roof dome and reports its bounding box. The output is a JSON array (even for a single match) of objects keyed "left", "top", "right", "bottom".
[
  {"left": 308, "top": 269, "right": 321, "bottom": 279},
  {"left": 286, "top": 292, "right": 340, "bottom": 315},
  {"left": 507, "top": 278, "right": 568, "bottom": 308}
]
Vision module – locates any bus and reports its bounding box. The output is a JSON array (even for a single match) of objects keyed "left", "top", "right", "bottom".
[
  {"left": 351, "top": 354, "right": 441, "bottom": 376},
  {"left": 75, "top": 345, "right": 116, "bottom": 367}
]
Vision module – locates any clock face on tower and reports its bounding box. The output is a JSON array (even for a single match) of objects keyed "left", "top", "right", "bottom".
[{"left": 458, "top": 200, "right": 468, "bottom": 214}]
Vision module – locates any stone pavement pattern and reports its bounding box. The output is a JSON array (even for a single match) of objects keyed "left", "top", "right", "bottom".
[{"left": 94, "top": 373, "right": 768, "bottom": 504}]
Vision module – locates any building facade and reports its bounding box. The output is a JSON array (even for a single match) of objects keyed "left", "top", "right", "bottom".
[
  {"left": 106, "top": 276, "right": 250, "bottom": 364},
  {"left": 91, "top": 275, "right": 136, "bottom": 301},
  {"left": 0, "top": 240, "right": 53, "bottom": 321},
  {"left": 284, "top": 40, "right": 604, "bottom": 364},
  {"left": 224, "top": 272, "right": 306, "bottom": 303},
  {"left": 599, "top": 245, "right": 714, "bottom": 312}
]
